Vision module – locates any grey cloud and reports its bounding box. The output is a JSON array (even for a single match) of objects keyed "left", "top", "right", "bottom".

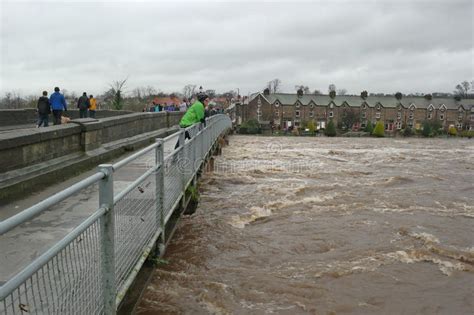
[{"left": 1, "top": 0, "right": 472, "bottom": 96}]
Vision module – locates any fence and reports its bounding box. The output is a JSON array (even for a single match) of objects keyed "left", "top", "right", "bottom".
[{"left": 0, "top": 114, "right": 232, "bottom": 315}]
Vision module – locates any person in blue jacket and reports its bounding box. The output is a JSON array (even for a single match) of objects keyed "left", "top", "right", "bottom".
[{"left": 49, "top": 87, "right": 68, "bottom": 125}]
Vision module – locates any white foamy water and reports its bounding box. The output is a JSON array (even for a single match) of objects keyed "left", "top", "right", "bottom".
[{"left": 137, "top": 136, "right": 474, "bottom": 315}]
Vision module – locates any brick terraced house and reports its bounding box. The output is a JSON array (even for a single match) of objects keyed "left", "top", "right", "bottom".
[{"left": 239, "top": 90, "right": 474, "bottom": 133}]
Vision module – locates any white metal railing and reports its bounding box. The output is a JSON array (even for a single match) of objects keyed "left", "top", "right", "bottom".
[{"left": 0, "top": 114, "right": 232, "bottom": 315}]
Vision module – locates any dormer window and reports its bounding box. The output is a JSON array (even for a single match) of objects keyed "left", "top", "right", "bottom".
[
  {"left": 274, "top": 101, "right": 280, "bottom": 108},
  {"left": 376, "top": 104, "right": 381, "bottom": 110},
  {"left": 295, "top": 102, "right": 301, "bottom": 108},
  {"left": 329, "top": 103, "right": 334, "bottom": 109},
  {"left": 310, "top": 103, "right": 314, "bottom": 109},
  {"left": 440, "top": 104, "right": 447, "bottom": 112}
]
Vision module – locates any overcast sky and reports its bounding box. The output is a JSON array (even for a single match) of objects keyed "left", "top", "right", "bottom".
[{"left": 1, "top": 0, "right": 473, "bottom": 97}]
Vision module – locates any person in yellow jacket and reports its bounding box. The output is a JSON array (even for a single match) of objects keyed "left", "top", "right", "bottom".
[{"left": 89, "top": 95, "right": 97, "bottom": 118}]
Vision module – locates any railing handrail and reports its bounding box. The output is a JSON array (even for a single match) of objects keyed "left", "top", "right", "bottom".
[
  {"left": 0, "top": 171, "right": 105, "bottom": 235},
  {"left": 0, "top": 206, "right": 108, "bottom": 300}
]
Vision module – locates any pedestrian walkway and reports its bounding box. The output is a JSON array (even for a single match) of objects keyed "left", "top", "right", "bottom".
[{"left": 0, "top": 133, "right": 179, "bottom": 284}]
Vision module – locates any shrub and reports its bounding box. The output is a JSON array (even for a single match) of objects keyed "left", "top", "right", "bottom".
[
  {"left": 307, "top": 121, "right": 316, "bottom": 134},
  {"left": 364, "top": 121, "right": 373, "bottom": 133},
  {"left": 448, "top": 126, "right": 458, "bottom": 136},
  {"left": 372, "top": 121, "right": 385, "bottom": 137},
  {"left": 403, "top": 127, "right": 413, "bottom": 137},
  {"left": 422, "top": 122, "right": 432, "bottom": 137},
  {"left": 459, "top": 130, "right": 474, "bottom": 138},
  {"left": 324, "top": 120, "right": 337, "bottom": 137},
  {"left": 239, "top": 119, "right": 261, "bottom": 134}
]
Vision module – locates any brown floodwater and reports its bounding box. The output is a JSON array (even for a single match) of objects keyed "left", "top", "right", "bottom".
[{"left": 136, "top": 135, "right": 474, "bottom": 315}]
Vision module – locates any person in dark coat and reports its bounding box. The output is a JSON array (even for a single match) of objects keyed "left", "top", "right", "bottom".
[
  {"left": 77, "top": 92, "right": 90, "bottom": 118},
  {"left": 37, "top": 91, "right": 51, "bottom": 127}
]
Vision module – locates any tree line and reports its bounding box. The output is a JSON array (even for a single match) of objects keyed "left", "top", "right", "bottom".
[
  {"left": 0, "top": 79, "right": 241, "bottom": 111},
  {"left": 263, "top": 78, "right": 474, "bottom": 100}
]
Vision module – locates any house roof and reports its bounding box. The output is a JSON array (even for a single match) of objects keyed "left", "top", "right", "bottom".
[
  {"left": 152, "top": 96, "right": 182, "bottom": 106},
  {"left": 257, "top": 93, "right": 474, "bottom": 110}
]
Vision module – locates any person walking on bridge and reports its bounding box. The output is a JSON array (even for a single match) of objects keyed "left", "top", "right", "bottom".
[
  {"left": 175, "top": 93, "right": 209, "bottom": 149},
  {"left": 88, "top": 95, "right": 97, "bottom": 118},
  {"left": 77, "top": 92, "right": 90, "bottom": 118},
  {"left": 50, "top": 87, "right": 67, "bottom": 125},
  {"left": 36, "top": 91, "right": 51, "bottom": 127}
]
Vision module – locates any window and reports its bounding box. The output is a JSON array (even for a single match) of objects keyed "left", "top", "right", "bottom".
[
  {"left": 408, "top": 121, "right": 413, "bottom": 128},
  {"left": 427, "top": 112, "right": 432, "bottom": 120},
  {"left": 396, "top": 121, "right": 402, "bottom": 130},
  {"left": 397, "top": 112, "right": 401, "bottom": 119},
  {"left": 458, "top": 112, "right": 463, "bottom": 119},
  {"left": 409, "top": 112, "right": 414, "bottom": 119},
  {"left": 275, "top": 110, "right": 279, "bottom": 116},
  {"left": 376, "top": 104, "right": 381, "bottom": 110},
  {"left": 329, "top": 103, "right": 334, "bottom": 109},
  {"left": 309, "top": 111, "right": 314, "bottom": 117},
  {"left": 361, "top": 112, "right": 366, "bottom": 119},
  {"left": 439, "top": 114, "right": 444, "bottom": 120},
  {"left": 456, "top": 122, "right": 463, "bottom": 129},
  {"left": 274, "top": 102, "right": 280, "bottom": 108},
  {"left": 295, "top": 102, "right": 300, "bottom": 108},
  {"left": 375, "top": 112, "right": 381, "bottom": 119},
  {"left": 329, "top": 111, "right": 334, "bottom": 118},
  {"left": 295, "top": 110, "right": 300, "bottom": 117},
  {"left": 310, "top": 103, "right": 314, "bottom": 109}
]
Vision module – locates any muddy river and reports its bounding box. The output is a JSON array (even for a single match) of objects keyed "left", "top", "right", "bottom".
[{"left": 136, "top": 136, "right": 474, "bottom": 315}]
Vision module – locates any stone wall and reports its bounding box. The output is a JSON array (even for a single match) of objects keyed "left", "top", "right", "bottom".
[
  {"left": 0, "top": 111, "right": 183, "bottom": 173},
  {"left": 0, "top": 108, "right": 132, "bottom": 126}
]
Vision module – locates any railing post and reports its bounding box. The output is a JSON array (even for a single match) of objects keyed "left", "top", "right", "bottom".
[
  {"left": 155, "top": 139, "right": 165, "bottom": 255},
  {"left": 98, "top": 164, "right": 116, "bottom": 315},
  {"left": 178, "top": 130, "right": 187, "bottom": 209}
]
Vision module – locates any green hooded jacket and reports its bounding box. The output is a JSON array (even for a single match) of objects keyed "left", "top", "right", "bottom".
[{"left": 179, "top": 100, "right": 205, "bottom": 128}]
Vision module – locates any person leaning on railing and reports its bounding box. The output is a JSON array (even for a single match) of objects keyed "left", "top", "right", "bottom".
[{"left": 175, "top": 93, "right": 209, "bottom": 149}]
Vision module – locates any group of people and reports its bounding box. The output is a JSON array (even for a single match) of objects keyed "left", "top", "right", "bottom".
[
  {"left": 36, "top": 87, "right": 97, "bottom": 128},
  {"left": 142, "top": 99, "right": 190, "bottom": 113},
  {"left": 77, "top": 92, "right": 98, "bottom": 119}
]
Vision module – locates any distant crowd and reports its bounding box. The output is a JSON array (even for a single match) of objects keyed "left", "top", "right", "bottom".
[{"left": 142, "top": 98, "right": 225, "bottom": 116}]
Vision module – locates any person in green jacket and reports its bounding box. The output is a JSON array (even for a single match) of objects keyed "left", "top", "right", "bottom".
[
  {"left": 179, "top": 94, "right": 209, "bottom": 127},
  {"left": 175, "top": 94, "right": 209, "bottom": 148}
]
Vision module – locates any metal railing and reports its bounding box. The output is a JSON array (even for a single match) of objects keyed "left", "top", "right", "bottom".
[{"left": 0, "top": 114, "right": 232, "bottom": 315}]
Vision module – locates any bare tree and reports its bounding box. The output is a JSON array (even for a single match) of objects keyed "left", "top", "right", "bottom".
[
  {"left": 313, "top": 89, "right": 322, "bottom": 95},
  {"left": 454, "top": 81, "right": 471, "bottom": 98},
  {"left": 337, "top": 88, "right": 347, "bottom": 96},
  {"left": 270, "top": 78, "right": 281, "bottom": 94},
  {"left": 295, "top": 85, "right": 310, "bottom": 94},
  {"left": 183, "top": 84, "right": 197, "bottom": 100},
  {"left": 110, "top": 78, "right": 128, "bottom": 110}
]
